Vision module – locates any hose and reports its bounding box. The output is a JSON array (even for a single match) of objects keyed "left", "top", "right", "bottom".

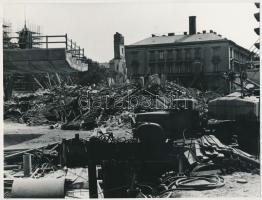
[
  {"left": 175, "top": 175, "right": 224, "bottom": 190},
  {"left": 157, "top": 175, "right": 225, "bottom": 197}
]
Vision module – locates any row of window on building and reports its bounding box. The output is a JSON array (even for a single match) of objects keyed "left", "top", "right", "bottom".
[
  {"left": 229, "top": 47, "right": 248, "bottom": 63},
  {"left": 148, "top": 48, "right": 203, "bottom": 61},
  {"left": 132, "top": 61, "right": 222, "bottom": 75},
  {"left": 148, "top": 62, "right": 219, "bottom": 74},
  {"left": 131, "top": 46, "right": 222, "bottom": 62}
]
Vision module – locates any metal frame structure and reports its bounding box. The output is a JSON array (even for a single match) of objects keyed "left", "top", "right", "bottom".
[{"left": 4, "top": 34, "right": 86, "bottom": 61}]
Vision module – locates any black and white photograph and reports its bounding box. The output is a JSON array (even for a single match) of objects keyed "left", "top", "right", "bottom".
[{"left": 2, "top": 0, "right": 260, "bottom": 198}]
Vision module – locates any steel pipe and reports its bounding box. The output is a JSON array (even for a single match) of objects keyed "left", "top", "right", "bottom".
[{"left": 11, "top": 178, "right": 65, "bottom": 198}]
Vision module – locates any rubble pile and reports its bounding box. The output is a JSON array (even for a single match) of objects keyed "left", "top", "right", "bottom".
[
  {"left": 164, "top": 81, "right": 221, "bottom": 114},
  {"left": 4, "top": 81, "right": 221, "bottom": 130}
]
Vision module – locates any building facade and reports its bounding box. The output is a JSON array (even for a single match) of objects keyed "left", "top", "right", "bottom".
[{"left": 125, "top": 17, "right": 251, "bottom": 91}]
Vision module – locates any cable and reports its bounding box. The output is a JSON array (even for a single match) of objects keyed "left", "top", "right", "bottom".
[
  {"left": 156, "top": 175, "right": 225, "bottom": 198},
  {"left": 136, "top": 183, "right": 154, "bottom": 194},
  {"left": 175, "top": 175, "right": 224, "bottom": 190}
]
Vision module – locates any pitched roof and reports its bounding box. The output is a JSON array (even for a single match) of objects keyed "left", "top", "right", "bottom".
[{"left": 128, "top": 33, "right": 226, "bottom": 46}]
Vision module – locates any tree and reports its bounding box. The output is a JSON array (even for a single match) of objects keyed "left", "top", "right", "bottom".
[{"left": 77, "top": 58, "right": 109, "bottom": 85}]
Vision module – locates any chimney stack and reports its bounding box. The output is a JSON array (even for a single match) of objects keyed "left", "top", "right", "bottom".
[{"left": 189, "top": 16, "right": 196, "bottom": 35}]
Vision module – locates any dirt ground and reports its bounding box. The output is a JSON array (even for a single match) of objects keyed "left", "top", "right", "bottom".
[
  {"left": 4, "top": 121, "right": 261, "bottom": 198},
  {"left": 4, "top": 121, "right": 132, "bottom": 150}
]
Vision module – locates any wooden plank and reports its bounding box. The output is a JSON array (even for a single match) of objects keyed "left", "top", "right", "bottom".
[
  {"left": 88, "top": 161, "right": 98, "bottom": 198},
  {"left": 217, "top": 153, "right": 225, "bottom": 158},
  {"left": 208, "top": 135, "right": 226, "bottom": 149},
  {"left": 184, "top": 150, "right": 197, "bottom": 165},
  {"left": 5, "top": 142, "right": 59, "bottom": 160},
  {"left": 232, "top": 148, "right": 253, "bottom": 158},
  {"left": 201, "top": 136, "right": 211, "bottom": 147},
  {"left": 204, "top": 135, "right": 218, "bottom": 148},
  {"left": 33, "top": 76, "right": 44, "bottom": 89},
  {"left": 194, "top": 140, "right": 204, "bottom": 158},
  {"left": 4, "top": 165, "right": 20, "bottom": 170},
  {"left": 30, "top": 168, "right": 40, "bottom": 178},
  {"left": 204, "top": 150, "right": 213, "bottom": 156}
]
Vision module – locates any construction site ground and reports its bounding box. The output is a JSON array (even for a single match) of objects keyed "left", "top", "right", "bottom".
[
  {"left": 4, "top": 120, "right": 261, "bottom": 198},
  {"left": 4, "top": 121, "right": 132, "bottom": 150}
]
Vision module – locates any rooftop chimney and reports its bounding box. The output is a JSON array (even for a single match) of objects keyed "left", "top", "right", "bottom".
[{"left": 189, "top": 16, "right": 196, "bottom": 35}]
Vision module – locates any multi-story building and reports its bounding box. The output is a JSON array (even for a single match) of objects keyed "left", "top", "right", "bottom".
[{"left": 125, "top": 16, "right": 251, "bottom": 91}]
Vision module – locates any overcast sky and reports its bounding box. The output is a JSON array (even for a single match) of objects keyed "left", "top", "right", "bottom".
[{"left": 3, "top": 0, "right": 259, "bottom": 62}]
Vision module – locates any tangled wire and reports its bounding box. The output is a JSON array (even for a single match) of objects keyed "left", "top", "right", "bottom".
[{"left": 90, "top": 130, "right": 137, "bottom": 144}]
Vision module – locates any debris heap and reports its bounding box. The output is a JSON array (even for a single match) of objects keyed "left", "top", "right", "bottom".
[{"left": 4, "top": 81, "right": 221, "bottom": 130}]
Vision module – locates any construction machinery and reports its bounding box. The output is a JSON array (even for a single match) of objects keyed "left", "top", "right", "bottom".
[{"left": 207, "top": 70, "right": 260, "bottom": 154}]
